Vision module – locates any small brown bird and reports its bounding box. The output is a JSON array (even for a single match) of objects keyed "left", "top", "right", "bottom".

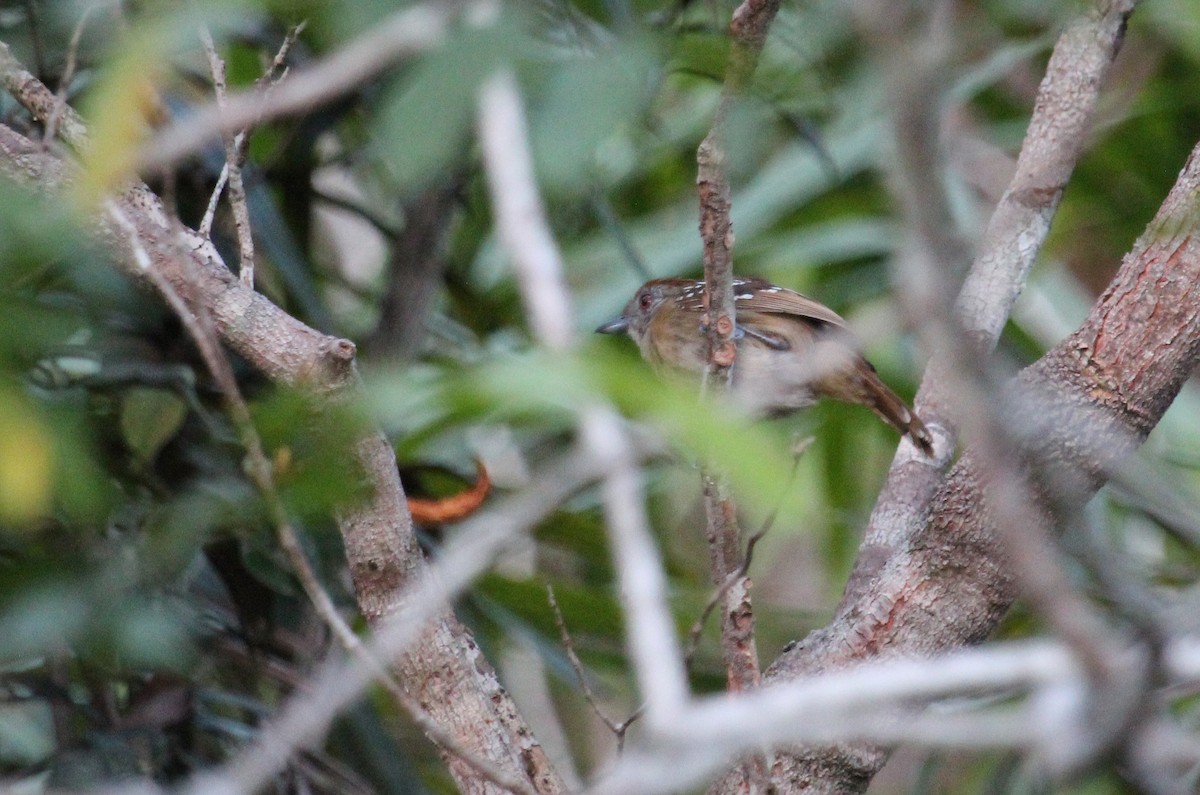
[{"left": 597, "top": 276, "right": 933, "bottom": 454}]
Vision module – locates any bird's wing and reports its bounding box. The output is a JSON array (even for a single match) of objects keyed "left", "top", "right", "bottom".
[
  {"left": 672, "top": 277, "right": 849, "bottom": 328},
  {"left": 733, "top": 278, "right": 848, "bottom": 328}
]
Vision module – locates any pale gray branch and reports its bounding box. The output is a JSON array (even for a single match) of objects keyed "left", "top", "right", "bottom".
[
  {"left": 476, "top": 66, "right": 690, "bottom": 726},
  {"left": 139, "top": 0, "right": 497, "bottom": 172},
  {"left": 589, "top": 636, "right": 1200, "bottom": 795},
  {"left": 478, "top": 69, "right": 574, "bottom": 351}
]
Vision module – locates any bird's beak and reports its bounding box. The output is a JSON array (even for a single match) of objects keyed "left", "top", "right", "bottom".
[{"left": 595, "top": 316, "right": 630, "bottom": 335}]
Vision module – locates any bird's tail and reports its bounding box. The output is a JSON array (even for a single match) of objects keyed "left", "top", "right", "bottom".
[{"left": 859, "top": 365, "right": 934, "bottom": 455}]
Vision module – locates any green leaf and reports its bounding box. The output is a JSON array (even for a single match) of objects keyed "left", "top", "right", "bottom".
[
  {"left": 250, "top": 387, "right": 373, "bottom": 521},
  {"left": 374, "top": 20, "right": 524, "bottom": 194},
  {"left": 120, "top": 387, "right": 188, "bottom": 467},
  {"left": 527, "top": 39, "right": 658, "bottom": 193}
]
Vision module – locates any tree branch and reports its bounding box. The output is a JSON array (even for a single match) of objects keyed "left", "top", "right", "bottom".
[
  {"left": 137, "top": 0, "right": 494, "bottom": 173},
  {"left": 694, "top": 0, "right": 783, "bottom": 735}
]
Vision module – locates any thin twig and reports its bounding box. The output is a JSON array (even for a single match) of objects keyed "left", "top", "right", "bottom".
[
  {"left": 140, "top": 0, "right": 487, "bottom": 173},
  {"left": 44, "top": 1, "right": 107, "bottom": 147},
  {"left": 196, "top": 165, "right": 226, "bottom": 239},
  {"left": 684, "top": 440, "right": 808, "bottom": 672},
  {"left": 199, "top": 26, "right": 257, "bottom": 288},
  {"left": 683, "top": 568, "right": 744, "bottom": 676},
  {"left": 197, "top": 23, "right": 302, "bottom": 240},
  {"left": 546, "top": 584, "right": 643, "bottom": 751},
  {"left": 236, "top": 22, "right": 304, "bottom": 164},
  {"left": 684, "top": 509, "right": 773, "bottom": 674}
]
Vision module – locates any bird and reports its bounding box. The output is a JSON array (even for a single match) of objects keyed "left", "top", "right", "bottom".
[{"left": 596, "top": 276, "right": 933, "bottom": 455}]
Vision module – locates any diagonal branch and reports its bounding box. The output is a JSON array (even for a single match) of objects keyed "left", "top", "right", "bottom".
[
  {"left": 106, "top": 196, "right": 538, "bottom": 795},
  {"left": 773, "top": 127, "right": 1200, "bottom": 786},
  {"left": 137, "top": 0, "right": 494, "bottom": 173}
]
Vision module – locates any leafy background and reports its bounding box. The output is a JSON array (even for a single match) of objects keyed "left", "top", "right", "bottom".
[{"left": 1, "top": 0, "right": 1199, "bottom": 792}]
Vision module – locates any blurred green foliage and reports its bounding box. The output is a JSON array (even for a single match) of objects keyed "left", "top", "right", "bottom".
[{"left": 0, "top": 0, "right": 1196, "bottom": 793}]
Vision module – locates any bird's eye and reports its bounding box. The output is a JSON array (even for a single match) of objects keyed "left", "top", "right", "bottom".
[{"left": 638, "top": 291, "right": 655, "bottom": 311}]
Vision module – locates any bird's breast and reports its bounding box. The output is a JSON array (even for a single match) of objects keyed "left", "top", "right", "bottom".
[{"left": 644, "top": 310, "right": 709, "bottom": 374}]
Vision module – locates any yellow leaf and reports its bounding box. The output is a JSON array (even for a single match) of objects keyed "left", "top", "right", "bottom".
[
  {"left": 76, "top": 40, "right": 170, "bottom": 202},
  {"left": 0, "top": 394, "right": 53, "bottom": 526}
]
